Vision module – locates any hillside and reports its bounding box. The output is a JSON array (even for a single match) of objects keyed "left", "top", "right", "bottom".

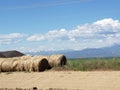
[{"left": 27, "top": 44, "right": 120, "bottom": 59}]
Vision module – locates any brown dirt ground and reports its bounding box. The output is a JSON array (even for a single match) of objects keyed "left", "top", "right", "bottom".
[{"left": 0, "top": 71, "right": 120, "bottom": 90}]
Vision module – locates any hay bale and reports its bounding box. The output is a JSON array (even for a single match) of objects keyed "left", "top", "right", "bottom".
[
  {"left": 0, "top": 58, "right": 6, "bottom": 72},
  {"left": 38, "top": 58, "right": 50, "bottom": 71},
  {"left": 1, "top": 59, "right": 13, "bottom": 72},
  {"left": 11, "top": 59, "right": 19, "bottom": 71},
  {"left": 0, "top": 54, "right": 67, "bottom": 72},
  {"left": 0, "top": 50, "right": 24, "bottom": 58},
  {"left": 0, "top": 55, "right": 50, "bottom": 72},
  {"left": 18, "top": 56, "right": 50, "bottom": 72},
  {"left": 16, "top": 60, "right": 24, "bottom": 71},
  {"left": 0, "top": 55, "right": 32, "bottom": 72},
  {"left": 13, "top": 55, "right": 32, "bottom": 71},
  {"left": 0, "top": 56, "right": 22, "bottom": 72},
  {"left": 48, "top": 54, "right": 67, "bottom": 67},
  {"left": 14, "top": 55, "right": 32, "bottom": 71},
  {"left": 31, "top": 55, "right": 67, "bottom": 67},
  {"left": 22, "top": 59, "right": 33, "bottom": 72},
  {"left": 30, "top": 56, "right": 50, "bottom": 71}
]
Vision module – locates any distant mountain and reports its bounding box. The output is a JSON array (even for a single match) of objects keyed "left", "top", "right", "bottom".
[
  {"left": 64, "top": 44, "right": 120, "bottom": 58},
  {"left": 26, "top": 44, "right": 120, "bottom": 59},
  {"left": 27, "top": 50, "right": 73, "bottom": 56}
]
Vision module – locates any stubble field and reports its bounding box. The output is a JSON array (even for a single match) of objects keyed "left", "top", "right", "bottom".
[{"left": 0, "top": 71, "right": 120, "bottom": 90}]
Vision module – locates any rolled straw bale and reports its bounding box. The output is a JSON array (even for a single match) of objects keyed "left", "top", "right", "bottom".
[
  {"left": 32, "top": 55, "right": 51, "bottom": 69},
  {"left": 38, "top": 58, "right": 50, "bottom": 71},
  {"left": 30, "top": 56, "right": 50, "bottom": 71},
  {"left": 0, "top": 55, "right": 32, "bottom": 72},
  {"left": 32, "top": 55, "right": 67, "bottom": 67},
  {"left": 16, "top": 60, "right": 24, "bottom": 71},
  {"left": 22, "top": 59, "right": 33, "bottom": 72},
  {"left": 3, "top": 58, "right": 19, "bottom": 71},
  {"left": 1, "top": 59, "right": 14, "bottom": 72},
  {"left": 15, "top": 55, "right": 32, "bottom": 71},
  {"left": 0, "top": 58, "right": 8, "bottom": 72},
  {"left": 28, "top": 56, "right": 42, "bottom": 71},
  {"left": 11, "top": 59, "right": 19, "bottom": 71},
  {"left": 0, "top": 58, "right": 6, "bottom": 72},
  {"left": 8, "top": 55, "right": 49, "bottom": 72},
  {"left": 0, "top": 55, "right": 51, "bottom": 72},
  {"left": 48, "top": 54, "right": 67, "bottom": 67}
]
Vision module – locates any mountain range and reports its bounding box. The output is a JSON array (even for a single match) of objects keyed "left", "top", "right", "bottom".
[{"left": 26, "top": 44, "right": 120, "bottom": 59}]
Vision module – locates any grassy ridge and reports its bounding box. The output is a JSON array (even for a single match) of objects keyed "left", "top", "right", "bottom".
[{"left": 53, "top": 57, "right": 120, "bottom": 71}]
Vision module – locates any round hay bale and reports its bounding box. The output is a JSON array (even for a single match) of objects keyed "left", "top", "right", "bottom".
[
  {"left": 16, "top": 60, "right": 24, "bottom": 71},
  {"left": 49, "top": 54, "right": 67, "bottom": 67},
  {"left": 31, "top": 56, "right": 50, "bottom": 72},
  {"left": 31, "top": 55, "right": 51, "bottom": 70},
  {"left": 14, "top": 55, "right": 32, "bottom": 71},
  {"left": 13, "top": 56, "right": 30, "bottom": 71},
  {"left": 0, "top": 55, "right": 52, "bottom": 72},
  {"left": 11, "top": 59, "right": 19, "bottom": 71},
  {"left": 0, "top": 58, "right": 6, "bottom": 72},
  {"left": 38, "top": 58, "right": 50, "bottom": 71},
  {"left": 14, "top": 56, "right": 50, "bottom": 72},
  {"left": 1, "top": 59, "right": 14, "bottom": 72},
  {"left": 22, "top": 59, "right": 33, "bottom": 72},
  {"left": 0, "top": 55, "right": 32, "bottom": 72}
]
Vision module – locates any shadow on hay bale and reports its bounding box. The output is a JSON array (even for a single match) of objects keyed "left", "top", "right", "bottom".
[
  {"left": 39, "top": 58, "right": 51, "bottom": 71},
  {"left": 0, "top": 50, "right": 24, "bottom": 58}
]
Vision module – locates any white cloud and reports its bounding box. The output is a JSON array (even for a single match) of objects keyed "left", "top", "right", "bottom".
[
  {"left": 0, "top": 33, "right": 26, "bottom": 45},
  {"left": 45, "top": 29, "right": 68, "bottom": 40},
  {"left": 1, "top": 18, "right": 120, "bottom": 52},
  {"left": 27, "top": 29, "right": 68, "bottom": 41},
  {"left": 27, "top": 34, "right": 45, "bottom": 41},
  {"left": 93, "top": 18, "right": 120, "bottom": 28},
  {"left": 26, "top": 18, "right": 120, "bottom": 51}
]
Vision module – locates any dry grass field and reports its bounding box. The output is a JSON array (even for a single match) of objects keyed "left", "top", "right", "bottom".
[{"left": 0, "top": 71, "right": 120, "bottom": 90}]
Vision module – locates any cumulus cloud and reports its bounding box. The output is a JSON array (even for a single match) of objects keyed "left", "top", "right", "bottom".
[
  {"left": 1, "top": 18, "right": 120, "bottom": 51},
  {"left": 27, "top": 18, "right": 120, "bottom": 50},
  {"left": 27, "top": 29, "right": 68, "bottom": 41},
  {"left": 27, "top": 34, "right": 44, "bottom": 41},
  {"left": 0, "top": 33, "right": 26, "bottom": 45}
]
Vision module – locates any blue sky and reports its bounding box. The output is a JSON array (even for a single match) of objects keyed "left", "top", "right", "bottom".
[{"left": 0, "top": 0, "right": 120, "bottom": 52}]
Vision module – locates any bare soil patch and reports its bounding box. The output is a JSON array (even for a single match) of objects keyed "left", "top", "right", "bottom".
[{"left": 0, "top": 71, "right": 120, "bottom": 90}]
